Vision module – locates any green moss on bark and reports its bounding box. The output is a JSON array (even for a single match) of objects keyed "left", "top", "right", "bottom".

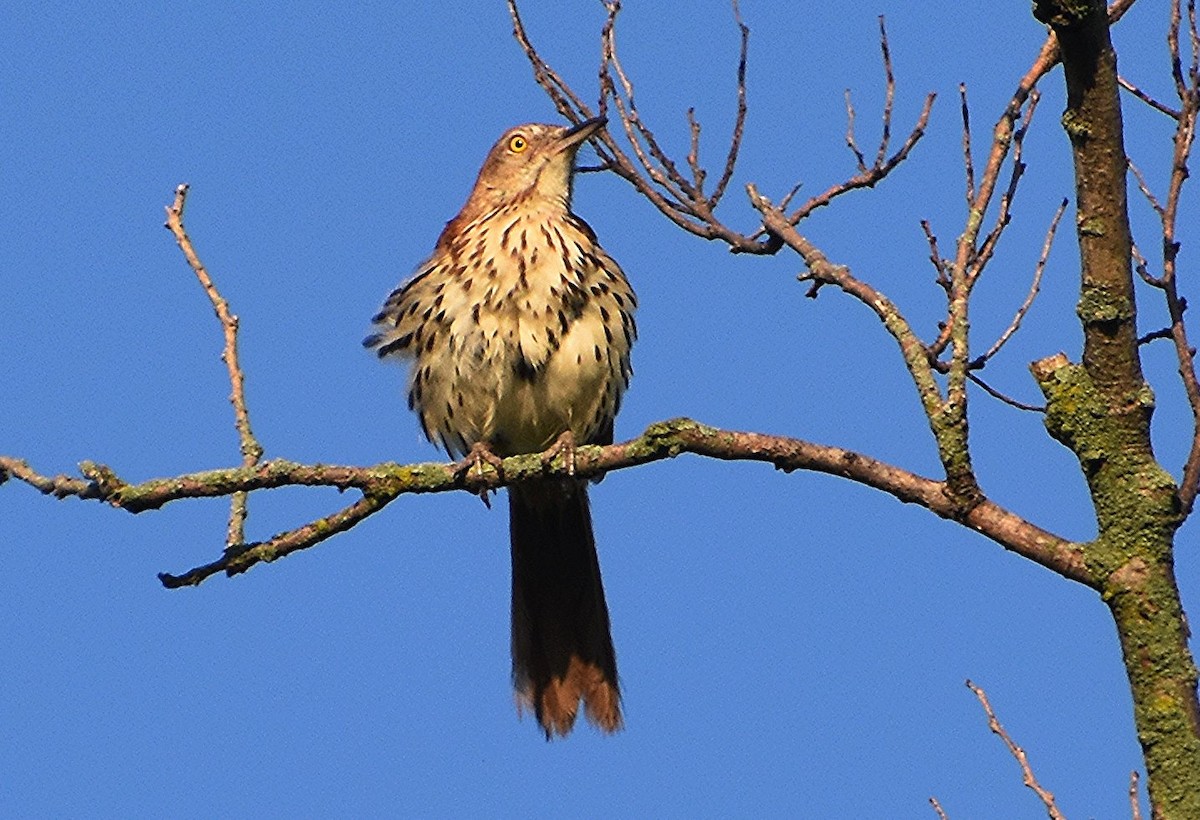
[{"left": 1034, "top": 355, "right": 1198, "bottom": 816}]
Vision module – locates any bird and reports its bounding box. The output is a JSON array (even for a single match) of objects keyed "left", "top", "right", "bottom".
[{"left": 364, "top": 117, "right": 636, "bottom": 737}]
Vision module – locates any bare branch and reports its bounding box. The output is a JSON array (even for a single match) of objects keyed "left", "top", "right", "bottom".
[
  {"left": 778, "top": 182, "right": 803, "bottom": 211},
  {"left": 159, "top": 491, "right": 394, "bottom": 587},
  {"left": 1191, "top": 0, "right": 1200, "bottom": 85},
  {"left": 509, "top": 0, "right": 933, "bottom": 257},
  {"left": 0, "top": 458, "right": 103, "bottom": 500},
  {"left": 971, "top": 90, "right": 1041, "bottom": 285},
  {"left": 1132, "top": 241, "right": 1163, "bottom": 287},
  {"left": 1119, "top": 75, "right": 1182, "bottom": 119},
  {"left": 960, "top": 83, "right": 976, "bottom": 205},
  {"left": 844, "top": 89, "right": 869, "bottom": 172},
  {"left": 1172, "top": 0, "right": 1189, "bottom": 100},
  {"left": 1127, "top": 157, "right": 1166, "bottom": 216},
  {"left": 976, "top": 198, "right": 1068, "bottom": 366},
  {"left": 1139, "top": 327, "right": 1177, "bottom": 345},
  {"left": 929, "top": 30, "right": 1061, "bottom": 364},
  {"left": 508, "top": 0, "right": 595, "bottom": 123},
  {"left": 0, "top": 416, "right": 1094, "bottom": 589},
  {"left": 164, "top": 184, "right": 263, "bottom": 547},
  {"left": 686, "top": 107, "right": 705, "bottom": 194},
  {"left": 966, "top": 680, "right": 1066, "bottom": 820},
  {"left": 1108, "top": 0, "right": 1145, "bottom": 27},
  {"left": 509, "top": 0, "right": 776, "bottom": 253},
  {"left": 967, "top": 373, "right": 1046, "bottom": 413},
  {"left": 750, "top": 184, "right": 981, "bottom": 503},
  {"left": 1130, "top": 770, "right": 1143, "bottom": 820},
  {"left": 1150, "top": 0, "right": 1200, "bottom": 513},
  {"left": 929, "top": 796, "right": 950, "bottom": 820},
  {"left": 921, "top": 219, "right": 951, "bottom": 290},
  {"left": 1191, "top": 0, "right": 1200, "bottom": 88},
  {"left": 708, "top": 0, "right": 749, "bottom": 209},
  {"left": 600, "top": 4, "right": 697, "bottom": 203},
  {"left": 787, "top": 91, "right": 936, "bottom": 225},
  {"left": 875, "top": 16, "right": 896, "bottom": 168}
]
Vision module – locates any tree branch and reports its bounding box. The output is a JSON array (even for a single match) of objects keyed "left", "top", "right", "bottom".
[
  {"left": 925, "top": 0, "right": 1139, "bottom": 367},
  {"left": 966, "top": 680, "right": 1066, "bottom": 820},
  {"left": 1131, "top": 770, "right": 1144, "bottom": 820},
  {"left": 158, "top": 491, "right": 395, "bottom": 588},
  {"left": 974, "top": 198, "right": 1069, "bottom": 369},
  {"left": 0, "top": 417, "right": 1093, "bottom": 589},
  {"left": 1153, "top": 0, "right": 1200, "bottom": 513},
  {"left": 164, "top": 184, "right": 264, "bottom": 546},
  {"left": 746, "top": 186, "right": 984, "bottom": 507}
]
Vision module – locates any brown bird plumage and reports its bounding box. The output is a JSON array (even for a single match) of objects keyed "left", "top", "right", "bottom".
[{"left": 365, "top": 118, "right": 636, "bottom": 737}]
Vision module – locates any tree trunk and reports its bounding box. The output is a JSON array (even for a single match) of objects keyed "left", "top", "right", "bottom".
[{"left": 1032, "top": 1, "right": 1200, "bottom": 815}]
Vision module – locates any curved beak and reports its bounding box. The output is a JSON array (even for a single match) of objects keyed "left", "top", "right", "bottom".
[{"left": 559, "top": 116, "right": 608, "bottom": 151}]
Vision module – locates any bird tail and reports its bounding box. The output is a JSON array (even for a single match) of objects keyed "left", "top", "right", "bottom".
[{"left": 508, "top": 479, "right": 622, "bottom": 737}]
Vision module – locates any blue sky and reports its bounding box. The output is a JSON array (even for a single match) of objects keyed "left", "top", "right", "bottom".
[{"left": 3, "top": 2, "right": 1193, "bottom": 817}]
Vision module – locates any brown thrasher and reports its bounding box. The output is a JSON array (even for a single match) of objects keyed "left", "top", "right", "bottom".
[{"left": 364, "top": 117, "right": 636, "bottom": 737}]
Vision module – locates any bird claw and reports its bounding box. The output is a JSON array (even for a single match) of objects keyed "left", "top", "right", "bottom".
[
  {"left": 541, "top": 430, "right": 578, "bottom": 477},
  {"left": 454, "top": 442, "right": 504, "bottom": 507}
]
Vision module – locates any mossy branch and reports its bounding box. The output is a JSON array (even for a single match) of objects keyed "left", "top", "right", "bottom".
[{"left": 0, "top": 416, "right": 1091, "bottom": 589}]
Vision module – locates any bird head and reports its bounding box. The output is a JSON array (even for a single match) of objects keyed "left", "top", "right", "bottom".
[{"left": 468, "top": 117, "right": 607, "bottom": 211}]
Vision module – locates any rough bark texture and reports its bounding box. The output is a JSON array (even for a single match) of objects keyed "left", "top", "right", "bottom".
[{"left": 1032, "top": 1, "right": 1200, "bottom": 816}]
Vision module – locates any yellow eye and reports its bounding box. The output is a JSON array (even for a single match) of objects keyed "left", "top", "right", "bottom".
[{"left": 508, "top": 135, "right": 528, "bottom": 153}]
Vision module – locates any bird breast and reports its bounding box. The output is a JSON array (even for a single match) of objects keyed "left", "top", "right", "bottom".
[{"left": 370, "top": 201, "right": 636, "bottom": 458}]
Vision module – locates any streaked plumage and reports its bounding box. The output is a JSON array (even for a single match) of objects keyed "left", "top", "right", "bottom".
[{"left": 365, "top": 118, "right": 635, "bottom": 736}]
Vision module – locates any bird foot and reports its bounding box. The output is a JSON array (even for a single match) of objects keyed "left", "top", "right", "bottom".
[
  {"left": 541, "top": 430, "right": 578, "bottom": 477},
  {"left": 454, "top": 441, "right": 504, "bottom": 508}
]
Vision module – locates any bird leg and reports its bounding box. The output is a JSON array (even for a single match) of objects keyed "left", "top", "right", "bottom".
[
  {"left": 454, "top": 441, "right": 505, "bottom": 507},
  {"left": 541, "top": 429, "right": 578, "bottom": 477}
]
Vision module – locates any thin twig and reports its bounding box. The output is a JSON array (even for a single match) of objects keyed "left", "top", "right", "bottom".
[
  {"left": 510, "top": 0, "right": 935, "bottom": 257},
  {"left": 1157, "top": 0, "right": 1200, "bottom": 513},
  {"left": 1132, "top": 241, "right": 1163, "bottom": 287},
  {"left": 1191, "top": 0, "right": 1200, "bottom": 88},
  {"left": 508, "top": 0, "right": 594, "bottom": 123},
  {"left": 1130, "top": 770, "right": 1143, "bottom": 820},
  {"left": 929, "top": 34, "right": 1058, "bottom": 363},
  {"left": 967, "top": 373, "right": 1046, "bottom": 413},
  {"left": 875, "top": 16, "right": 895, "bottom": 168},
  {"left": 1139, "top": 327, "right": 1177, "bottom": 345},
  {"left": 708, "top": 0, "right": 749, "bottom": 209},
  {"left": 845, "top": 89, "right": 868, "bottom": 171},
  {"left": 778, "top": 182, "right": 803, "bottom": 211},
  {"left": 686, "top": 108, "right": 705, "bottom": 195},
  {"left": 788, "top": 92, "right": 936, "bottom": 226},
  {"left": 159, "top": 491, "right": 394, "bottom": 587},
  {"left": 1172, "top": 0, "right": 1188, "bottom": 100},
  {"left": 929, "top": 796, "right": 950, "bottom": 820},
  {"left": 1191, "top": 0, "right": 1200, "bottom": 86},
  {"left": 960, "top": 83, "right": 976, "bottom": 205},
  {"left": 784, "top": 17, "right": 935, "bottom": 230},
  {"left": 966, "top": 680, "right": 1065, "bottom": 820},
  {"left": 509, "top": 0, "right": 775, "bottom": 252},
  {"left": 1118, "top": 75, "right": 1182, "bottom": 119},
  {"left": 921, "top": 219, "right": 950, "bottom": 290},
  {"left": 1128, "top": 157, "right": 1166, "bottom": 216},
  {"left": 0, "top": 457, "right": 102, "bottom": 500},
  {"left": 164, "top": 184, "right": 264, "bottom": 547},
  {"left": 970, "top": 89, "right": 1041, "bottom": 284},
  {"left": 976, "top": 198, "right": 1068, "bottom": 366},
  {"left": 601, "top": 2, "right": 696, "bottom": 201}
]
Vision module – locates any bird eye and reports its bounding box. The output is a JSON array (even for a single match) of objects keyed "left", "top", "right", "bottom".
[{"left": 508, "top": 135, "right": 528, "bottom": 153}]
